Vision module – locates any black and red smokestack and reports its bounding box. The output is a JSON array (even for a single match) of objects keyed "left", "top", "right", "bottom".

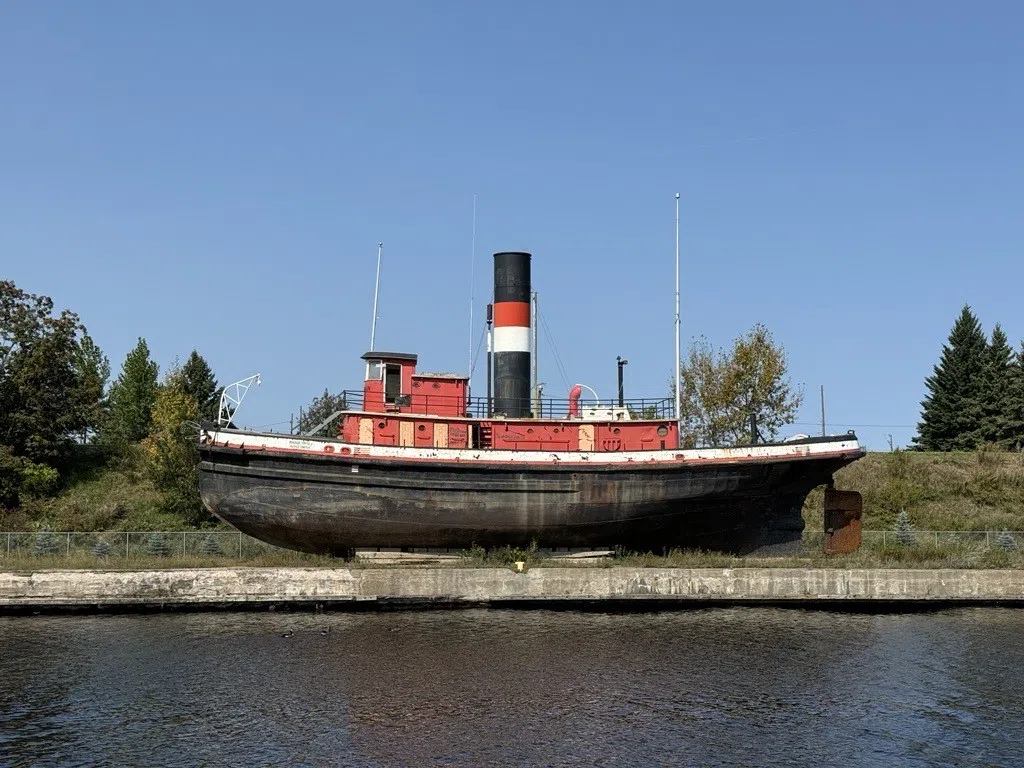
[{"left": 492, "top": 251, "right": 531, "bottom": 417}]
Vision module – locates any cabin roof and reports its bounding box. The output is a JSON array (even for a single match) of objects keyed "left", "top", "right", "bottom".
[
  {"left": 413, "top": 372, "right": 469, "bottom": 380},
  {"left": 361, "top": 351, "right": 418, "bottom": 362}
]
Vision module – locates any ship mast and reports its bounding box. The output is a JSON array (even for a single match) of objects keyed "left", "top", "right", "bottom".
[
  {"left": 674, "top": 193, "right": 681, "bottom": 437},
  {"left": 369, "top": 241, "right": 383, "bottom": 352}
]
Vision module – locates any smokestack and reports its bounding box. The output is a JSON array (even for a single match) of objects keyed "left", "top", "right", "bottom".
[{"left": 492, "top": 251, "right": 531, "bottom": 417}]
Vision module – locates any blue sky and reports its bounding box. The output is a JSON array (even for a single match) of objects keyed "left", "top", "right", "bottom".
[{"left": 3, "top": 1, "right": 1022, "bottom": 449}]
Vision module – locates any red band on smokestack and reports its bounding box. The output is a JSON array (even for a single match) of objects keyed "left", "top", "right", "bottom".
[{"left": 493, "top": 301, "right": 530, "bottom": 328}]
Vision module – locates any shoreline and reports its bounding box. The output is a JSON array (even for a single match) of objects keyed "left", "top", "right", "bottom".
[{"left": 3, "top": 566, "right": 1024, "bottom": 614}]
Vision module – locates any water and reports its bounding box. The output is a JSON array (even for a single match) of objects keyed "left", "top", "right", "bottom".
[{"left": 1, "top": 608, "right": 1021, "bottom": 767}]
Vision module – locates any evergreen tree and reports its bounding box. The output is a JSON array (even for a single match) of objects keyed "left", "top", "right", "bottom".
[
  {"left": 182, "top": 350, "right": 220, "bottom": 422},
  {"left": 913, "top": 306, "right": 988, "bottom": 451},
  {"left": 977, "top": 324, "right": 1017, "bottom": 447},
  {"left": 893, "top": 509, "right": 916, "bottom": 546},
  {"left": 104, "top": 338, "right": 159, "bottom": 445},
  {"left": 298, "top": 389, "right": 348, "bottom": 436},
  {"left": 1005, "top": 342, "right": 1024, "bottom": 451}
]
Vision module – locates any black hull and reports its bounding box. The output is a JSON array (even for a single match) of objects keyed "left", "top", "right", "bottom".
[{"left": 198, "top": 444, "right": 863, "bottom": 556}]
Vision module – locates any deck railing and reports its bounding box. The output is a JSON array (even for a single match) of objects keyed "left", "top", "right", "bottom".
[{"left": 335, "top": 390, "right": 675, "bottom": 421}]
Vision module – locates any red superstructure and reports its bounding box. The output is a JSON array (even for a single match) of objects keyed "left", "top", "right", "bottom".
[{"left": 340, "top": 350, "right": 679, "bottom": 453}]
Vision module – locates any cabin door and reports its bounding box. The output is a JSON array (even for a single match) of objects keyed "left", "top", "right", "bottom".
[{"left": 384, "top": 364, "right": 402, "bottom": 404}]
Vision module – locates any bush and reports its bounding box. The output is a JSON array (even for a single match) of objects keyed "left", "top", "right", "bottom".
[
  {"left": 200, "top": 533, "right": 222, "bottom": 556},
  {"left": 996, "top": 530, "right": 1017, "bottom": 551},
  {"left": 145, "top": 532, "right": 170, "bottom": 556},
  {"left": 33, "top": 526, "right": 62, "bottom": 556},
  {"left": 893, "top": 509, "right": 916, "bottom": 546},
  {"left": 91, "top": 538, "right": 112, "bottom": 558}
]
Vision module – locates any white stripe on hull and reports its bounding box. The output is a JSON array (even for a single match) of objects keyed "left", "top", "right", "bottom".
[{"left": 202, "top": 428, "right": 863, "bottom": 466}]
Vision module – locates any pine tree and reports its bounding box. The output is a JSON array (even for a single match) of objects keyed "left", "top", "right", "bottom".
[
  {"left": 182, "top": 350, "right": 219, "bottom": 423},
  {"left": 913, "top": 306, "right": 988, "bottom": 451},
  {"left": 298, "top": 389, "right": 348, "bottom": 436},
  {"left": 1005, "top": 342, "right": 1024, "bottom": 451},
  {"left": 977, "top": 324, "right": 1017, "bottom": 447},
  {"left": 893, "top": 509, "right": 916, "bottom": 546},
  {"left": 104, "top": 338, "right": 159, "bottom": 445}
]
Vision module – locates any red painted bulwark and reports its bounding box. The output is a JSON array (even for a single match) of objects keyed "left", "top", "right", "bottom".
[{"left": 410, "top": 374, "right": 468, "bottom": 417}]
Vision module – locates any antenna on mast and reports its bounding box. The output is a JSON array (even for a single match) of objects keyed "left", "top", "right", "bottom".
[
  {"left": 369, "top": 241, "right": 383, "bottom": 351},
  {"left": 468, "top": 195, "right": 477, "bottom": 382},
  {"left": 674, "top": 193, "right": 681, "bottom": 436}
]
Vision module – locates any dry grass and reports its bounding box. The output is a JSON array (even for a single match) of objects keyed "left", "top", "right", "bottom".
[
  {"left": 803, "top": 449, "right": 1024, "bottom": 532},
  {"left": 4, "top": 542, "right": 1023, "bottom": 572}
]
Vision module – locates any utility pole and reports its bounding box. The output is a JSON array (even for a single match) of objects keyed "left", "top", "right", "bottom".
[{"left": 820, "top": 385, "right": 826, "bottom": 437}]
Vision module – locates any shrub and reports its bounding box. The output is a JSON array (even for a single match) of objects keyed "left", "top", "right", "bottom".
[
  {"left": 33, "top": 526, "right": 62, "bottom": 556},
  {"left": 996, "top": 530, "right": 1017, "bottom": 551},
  {"left": 200, "top": 533, "right": 222, "bottom": 556},
  {"left": 91, "top": 538, "right": 112, "bottom": 558},
  {"left": 893, "top": 509, "right": 916, "bottom": 546},
  {"left": 145, "top": 532, "right": 170, "bottom": 556}
]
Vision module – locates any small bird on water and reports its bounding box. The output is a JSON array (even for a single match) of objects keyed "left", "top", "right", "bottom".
[
  {"left": 319, "top": 626, "right": 331, "bottom": 635},
  {"left": 280, "top": 630, "right": 294, "bottom": 638}
]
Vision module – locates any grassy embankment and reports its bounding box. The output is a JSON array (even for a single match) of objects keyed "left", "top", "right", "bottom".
[{"left": 1, "top": 449, "right": 1023, "bottom": 569}]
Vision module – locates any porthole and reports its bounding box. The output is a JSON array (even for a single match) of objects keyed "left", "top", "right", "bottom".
[
  {"left": 657, "top": 426, "right": 669, "bottom": 437},
  {"left": 613, "top": 427, "right": 621, "bottom": 435},
  {"left": 417, "top": 424, "right": 426, "bottom": 432},
  {"left": 378, "top": 421, "right": 386, "bottom": 429}
]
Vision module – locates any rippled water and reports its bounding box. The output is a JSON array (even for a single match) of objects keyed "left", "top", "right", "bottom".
[{"left": 1, "top": 607, "right": 1022, "bottom": 767}]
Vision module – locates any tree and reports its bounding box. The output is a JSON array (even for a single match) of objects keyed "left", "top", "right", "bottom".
[
  {"left": 0, "top": 282, "right": 105, "bottom": 465},
  {"left": 182, "top": 350, "right": 219, "bottom": 422},
  {"left": 72, "top": 332, "right": 110, "bottom": 437},
  {"left": 1005, "top": 342, "right": 1024, "bottom": 451},
  {"left": 677, "top": 324, "right": 802, "bottom": 447},
  {"left": 913, "top": 306, "right": 987, "bottom": 451},
  {"left": 297, "top": 389, "right": 348, "bottom": 436},
  {"left": 976, "top": 325, "right": 1017, "bottom": 447},
  {"left": 105, "top": 338, "right": 159, "bottom": 445},
  {"left": 893, "top": 509, "right": 916, "bottom": 546},
  {"left": 142, "top": 367, "right": 206, "bottom": 525}
]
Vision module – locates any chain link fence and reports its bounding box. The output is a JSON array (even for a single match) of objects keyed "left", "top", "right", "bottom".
[
  {"left": 804, "top": 530, "right": 1023, "bottom": 551},
  {"left": 0, "top": 530, "right": 288, "bottom": 561},
  {"left": 0, "top": 530, "right": 1021, "bottom": 562}
]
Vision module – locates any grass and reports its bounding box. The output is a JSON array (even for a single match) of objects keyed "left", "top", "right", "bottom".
[
  {"left": 0, "top": 445, "right": 216, "bottom": 532},
  {"left": 803, "top": 448, "right": 1024, "bottom": 533},
  {"left": 5, "top": 538, "right": 1022, "bottom": 571}
]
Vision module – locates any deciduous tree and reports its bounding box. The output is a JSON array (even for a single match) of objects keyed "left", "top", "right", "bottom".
[
  {"left": 142, "top": 367, "right": 206, "bottom": 524},
  {"left": 677, "top": 324, "right": 802, "bottom": 447},
  {"left": 0, "top": 282, "right": 106, "bottom": 465}
]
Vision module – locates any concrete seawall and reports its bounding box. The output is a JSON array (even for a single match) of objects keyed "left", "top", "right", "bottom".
[{"left": 2, "top": 567, "right": 1024, "bottom": 612}]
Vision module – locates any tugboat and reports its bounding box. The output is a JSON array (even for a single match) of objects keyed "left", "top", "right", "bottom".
[{"left": 197, "top": 250, "right": 865, "bottom": 556}]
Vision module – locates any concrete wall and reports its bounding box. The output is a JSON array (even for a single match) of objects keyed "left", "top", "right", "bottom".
[{"left": 2, "top": 567, "right": 1024, "bottom": 610}]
